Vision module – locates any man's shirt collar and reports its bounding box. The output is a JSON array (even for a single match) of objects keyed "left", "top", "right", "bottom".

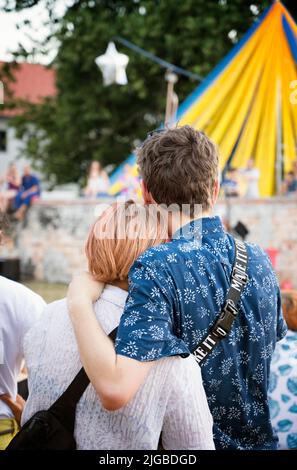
[{"left": 172, "top": 215, "right": 224, "bottom": 240}]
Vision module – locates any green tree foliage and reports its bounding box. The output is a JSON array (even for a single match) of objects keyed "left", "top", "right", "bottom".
[{"left": 1, "top": 0, "right": 296, "bottom": 184}]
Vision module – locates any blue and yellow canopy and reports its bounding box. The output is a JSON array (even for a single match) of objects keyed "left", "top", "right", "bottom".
[{"left": 110, "top": 1, "right": 297, "bottom": 197}]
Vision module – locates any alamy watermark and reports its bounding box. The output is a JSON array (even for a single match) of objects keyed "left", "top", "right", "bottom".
[{"left": 92, "top": 198, "right": 203, "bottom": 244}]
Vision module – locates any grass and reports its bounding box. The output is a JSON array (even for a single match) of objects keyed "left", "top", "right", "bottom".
[{"left": 24, "top": 281, "right": 68, "bottom": 303}]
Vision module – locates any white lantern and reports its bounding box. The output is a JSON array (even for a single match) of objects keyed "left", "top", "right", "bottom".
[{"left": 95, "top": 42, "right": 129, "bottom": 86}]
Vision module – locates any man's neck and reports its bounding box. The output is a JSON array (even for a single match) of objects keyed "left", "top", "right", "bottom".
[{"left": 169, "top": 210, "right": 212, "bottom": 239}]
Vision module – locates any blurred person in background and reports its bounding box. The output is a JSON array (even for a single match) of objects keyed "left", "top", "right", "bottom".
[
  {"left": 0, "top": 163, "right": 21, "bottom": 212},
  {"left": 0, "top": 212, "right": 46, "bottom": 449},
  {"left": 269, "top": 290, "right": 297, "bottom": 449},
  {"left": 83, "top": 161, "right": 110, "bottom": 198},
  {"left": 12, "top": 165, "right": 41, "bottom": 221},
  {"left": 293, "top": 160, "right": 297, "bottom": 181},
  {"left": 242, "top": 159, "right": 260, "bottom": 198},
  {"left": 281, "top": 171, "right": 297, "bottom": 196},
  {"left": 221, "top": 168, "right": 240, "bottom": 197}
]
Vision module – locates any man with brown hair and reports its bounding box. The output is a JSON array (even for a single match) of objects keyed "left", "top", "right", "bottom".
[
  {"left": 68, "top": 126, "right": 287, "bottom": 449},
  {"left": 137, "top": 126, "right": 218, "bottom": 212}
]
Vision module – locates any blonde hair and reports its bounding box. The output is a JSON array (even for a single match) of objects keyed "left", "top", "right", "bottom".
[{"left": 85, "top": 201, "right": 168, "bottom": 283}]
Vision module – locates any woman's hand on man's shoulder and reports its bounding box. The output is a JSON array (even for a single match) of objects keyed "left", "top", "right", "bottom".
[{"left": 67, "top": 272, "right": 104, "bottom": 317}]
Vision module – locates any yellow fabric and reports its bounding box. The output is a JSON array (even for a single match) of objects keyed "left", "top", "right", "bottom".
[
  {"left": 0, "top": 418, "right": 19, "bottom": 450},
  {"left": 110, "top": 2, "right": 297, "bottom": 197},
  {"left": 179, "top": 1, "right": 297, "bottom": 196},
  {"left": 230, "top": 8, "right": 280, "bottom": 171},
  {"left": 109, "top": 163, "right": 141, "bottom": 196}
]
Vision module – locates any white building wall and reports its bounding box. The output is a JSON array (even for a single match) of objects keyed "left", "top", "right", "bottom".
[{"left": 0, "top": 117, "right": 29, "bottom": 178}]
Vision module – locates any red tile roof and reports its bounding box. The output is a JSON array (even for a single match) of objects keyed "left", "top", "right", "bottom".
[{"left": 0, "top": 62, "right": 56, "bottom": 117}]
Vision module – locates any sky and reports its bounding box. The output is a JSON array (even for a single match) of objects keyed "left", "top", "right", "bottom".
[{"left": 0, "top": 0, "right": 69, "bottom": 64}]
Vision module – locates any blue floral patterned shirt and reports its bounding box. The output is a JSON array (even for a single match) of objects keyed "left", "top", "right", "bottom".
[
  {"left": 115, "top": 216, "right": 287, "bottom": 449},
  {"left": 269, "top": 330, "right": 297, "bottom": 449}
]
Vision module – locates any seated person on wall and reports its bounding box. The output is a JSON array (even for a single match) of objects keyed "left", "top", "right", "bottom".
[
  {"left": 220, "top": 168, "right": 240, "bottom": 198},
  {"left": 269, "top": 290, "right": 297, "bottom": 449},
  {"left": 281, "top": 171, "right": 297, "bottom": 197},
  {"left": 0, "top": 163, "right": 21, "bottom": 212},
  {"left": 12, "top": 166, "right": 41, "bottom": 221}
]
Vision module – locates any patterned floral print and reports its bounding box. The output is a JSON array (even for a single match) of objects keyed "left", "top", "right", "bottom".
[
  {"left": 116, "top": 216, "right": 287, "bottom": 449},
  {"left": 269, "top": 330, "right": 297, "bottom": 449}
]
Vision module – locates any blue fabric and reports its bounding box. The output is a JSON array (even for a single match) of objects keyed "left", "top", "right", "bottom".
[
  {"left": 22, "top": 175, "right": 40, "bottom": 194},
  {"left": 115, "top": 216, "right": 287, "bottom": 450},
  {"left": 288, "top": 180, "right": 297, "bottom": 193},
  {"left": 283, "top": 15, "right": 297, "bottom": 65},
  {"left": 14, "top": 174, "right": 41, "bottom": 210},
  {"left": 269, "top": 330, "right": 297, "bottom": 449},
  {"left": 14, "top": 191, "right": 39, "bottom": 209}
]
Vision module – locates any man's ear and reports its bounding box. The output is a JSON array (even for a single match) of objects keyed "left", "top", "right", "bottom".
[
  {"left": 212, "top": 179, "right": 220, "bottom": 206},
  {"left": 141, "top": 180, "right": 155, "bottom": 204}
]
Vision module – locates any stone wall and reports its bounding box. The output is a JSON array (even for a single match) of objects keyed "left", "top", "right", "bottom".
[
  {"left": 1, "top": 199, "right": 113, "bottom": 284},
  {"left": 1, "top": 197, "right": 297, "bottom": 287},
  {"left": 218, "top": 197, "right": 297, "bottom": 288}
]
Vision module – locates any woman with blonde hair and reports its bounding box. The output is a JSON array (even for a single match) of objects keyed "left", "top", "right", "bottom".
[
  {"left": 21, "top": 201, "right": 214, "bottom": 450},
  {"left": 0, "top": 163, "right": 21, "bottom": 212}
]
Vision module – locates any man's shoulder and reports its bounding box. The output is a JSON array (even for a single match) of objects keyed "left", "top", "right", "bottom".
[
  {"left": 134, "top": 234, "right": 230, "bottom": 268},
  {"left": 134, "top": 236, "right": 271, "bottom": 265},
  {"left": 245, "top": 241, "right": 269, "bottom": 260},
  {"left": 0, "top": 277, "right": 46, "bottom": 337},
  {"left": 128, "top": 242, "right": 185, "bottom": 286},
  {"left": 244, "top": 241, "right": 275, "bottom": 275},
  {"left": 133, "top": 242, "right": 175, "bottom": 265},
  {"left": 0, "top": 275, "right": 36, "bottom": 297}
]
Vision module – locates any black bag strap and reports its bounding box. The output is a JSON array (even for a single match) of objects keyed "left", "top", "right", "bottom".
[
  {"left": 193, "top": 238, "right": 248, "bottom": 365},
  {"left": 49, "top": 326, "right": 118, "bottom": 433}
]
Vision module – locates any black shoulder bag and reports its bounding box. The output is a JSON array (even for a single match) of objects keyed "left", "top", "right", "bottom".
[
  {"left": 193, "top": 238, "right": 249, "bottom": 365},
  {"left": 6, "top": 327, "right": 118, "bottom": 450}
]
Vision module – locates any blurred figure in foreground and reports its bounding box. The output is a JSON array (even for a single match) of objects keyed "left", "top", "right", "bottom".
[
  {"left": 269, "top": 290, "right": 297, "bottom": 449},
  {"left": 13, "top": 166, "right": 41, "bottom": 221},
  {"left": 0, "top": 212, "right": 46, "bottom": 449},
  {"left": 0, "top": 163, "right": 21, "bottom": 212},
  {"left": 83, "top": 161, "right": 110, "bottom": 198}
]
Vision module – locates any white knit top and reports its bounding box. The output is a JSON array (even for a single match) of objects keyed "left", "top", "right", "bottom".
[{"left": 22, "top": 284, "right": 214, "bottom": 450}]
